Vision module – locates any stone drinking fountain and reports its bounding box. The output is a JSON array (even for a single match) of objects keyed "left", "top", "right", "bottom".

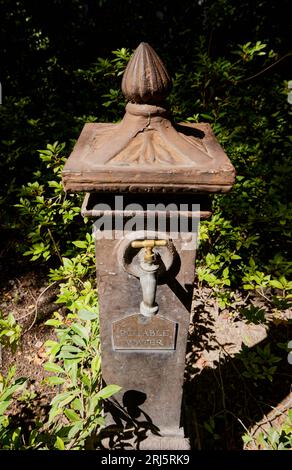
[{"left": 62, "top": 42, "right": 235, "bottom": 449}]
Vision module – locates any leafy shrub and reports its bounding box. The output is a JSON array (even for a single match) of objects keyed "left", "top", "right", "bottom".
[
  {"left": 43, "top": 310, "right": 121, "bottom": 450},
  {"left": 243, "top": 410, "right": 292, "bottom": 450},
  {"left": 0, "top": 1, "right": 291, "bottom": 449}
]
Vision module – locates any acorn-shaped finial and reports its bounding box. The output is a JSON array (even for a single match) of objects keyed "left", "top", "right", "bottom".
[{"left": 121, "top": 42, "right": 172, "bottom": 104}]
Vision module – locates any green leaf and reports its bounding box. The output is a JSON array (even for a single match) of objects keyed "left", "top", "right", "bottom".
[
  {"left": 243, "top": 284, "right": 255, "bottom": 290},
  {"left": 61, "top": 345, "right": 82, "bottom": 354},
  {"left": 55, "top": 436, "right": 65, "bottom": 450},
  {"left": 66, "top": 360, "right": 78, "bottom": 386},
  {"left": 64, "top": 408, "right": 80, "bottom": 422},
  {"left": 96, "top": 384, "right": 121, "bottom": 400},
  {"left": 1, "top": 380, "right": 26, "bottom": 401},
  {"left": 43, "top": 362, "right": 65, "bottom": 374},
  {"left": 51, "top": 391, "right": 76, "bottom": 407},
  {"left": 58, "top": 351, "right": 83, "bottom": 360},
  {"left": 242, "top": 434, "right": 253, "bottom": 445},
  {"left": 87, "top": 395, "right": 99, "bottom": 414},
  {"left": 71, "top": 335, "right": 87, "bottom": 349},
  {"left": 201, "top": 113, "right": 213, "bottom": 120},
  {"left": 91, "top": 355, "right": 101, "bottom": 376},
  {"left": 279, "top": 276, "right": 288, "bottom": 287},
  {"left": 0, "top": 401, "right": 11, "bottom": 415},
  {"left": 70, "top": 323, "right": 89, "bottom": 341},
  {"left": 45, "top": 319, "right": 63, "bottom": 327},
  {"left": 67, "top": 421, "right": 84, "bottom": 440},
  {"left": 46, "top": 376, "right": 66, "bottom": 386},
  {"left": 48, "top": 406, "right": 62, "bottom": 423},
  {"left": 71, "top": 398, "right": 83, "bottom": 412},
  {"left": 269, "top": 428, "right": 280, "bottom": 445},
  {"left": 78, "top": 309, "right": 98, "bottom": 321},
  {"left": 62, "top": 257, "right": 73, "bottom": 269},
  {"left": 12, "top": 427, "right": 21, "bottom": 445},
  {"left": 48, "top": 343, "right": 61, "bottom": 357},
  {"left": 81, "top": 373, "right": 91, "bottom": 389},
  {"left": 72, "top": 240, "right": 87, "bottom": 249},
  {"left": 270, "top": 280, "right": 284, "bottom": 289}
]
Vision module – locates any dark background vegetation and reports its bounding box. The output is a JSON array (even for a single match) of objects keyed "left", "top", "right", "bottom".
[
  {"left": 0, "top": 0, "right": 291, "bottom": 451},
  {"left": 1, "top": 0, "right": 291, "bottom": 199}
]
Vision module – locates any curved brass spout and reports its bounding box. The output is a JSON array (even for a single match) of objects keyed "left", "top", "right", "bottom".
[{"left": 131, "top": 239, "right": 167, "bottom": 317}]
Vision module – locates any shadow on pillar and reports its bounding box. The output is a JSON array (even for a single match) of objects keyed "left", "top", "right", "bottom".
[
  {"left": 166, "top": 280, "right": 193, "bottom": 311},
  {"left": 97, "top": 389, "right": 161, "bottom": 449},
  {"left": 158, "top": 246, "right": 194, "bottom": 312},
  {"left": 182, "top": 304, "right": 292, "bottom": 450}
]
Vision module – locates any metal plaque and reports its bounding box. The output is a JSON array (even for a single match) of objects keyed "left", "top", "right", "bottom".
[{"left": 112, "top": 314, "right": 177, "bottom": 350}]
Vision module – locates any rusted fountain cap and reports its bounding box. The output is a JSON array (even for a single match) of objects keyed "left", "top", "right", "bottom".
[{"left": 62, "top": 42, "right": 235, "bottom": 193}]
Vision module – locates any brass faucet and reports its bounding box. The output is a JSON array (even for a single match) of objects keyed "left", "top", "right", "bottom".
[
  {"left": 130, "top": 239, "right": 167, "bottom": 316},
  {"left": 131, "top": 239, "right": 167, "bottom": 263}
]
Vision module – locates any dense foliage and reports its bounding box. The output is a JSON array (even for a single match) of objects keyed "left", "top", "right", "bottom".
[{"left": 0, "top": 0, "right": 291, "bottom": 450}]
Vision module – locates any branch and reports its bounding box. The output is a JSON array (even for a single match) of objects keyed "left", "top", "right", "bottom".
[
  {"left": 239, "top": 52, "right": 292, "bottom": 83},
  {"left": 24, "top": 281, "right": 59, "bottom": 333}
]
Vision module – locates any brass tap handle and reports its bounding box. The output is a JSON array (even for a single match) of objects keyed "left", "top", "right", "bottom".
[{"left": 131, "top": 239, "right": 167, "bottom": 263}]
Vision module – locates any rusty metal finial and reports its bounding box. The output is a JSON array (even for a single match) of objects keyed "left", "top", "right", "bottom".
[
  {"left": 62, "top": 43, "right": 235, "bottom": 193},
  {"left": 121, "top": 42, "right": 172, "bottom": 104}
]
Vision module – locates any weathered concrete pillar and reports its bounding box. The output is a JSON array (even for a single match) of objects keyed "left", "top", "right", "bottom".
[{"left": 62, "top": 42, "right": 235, "bottom": 449}]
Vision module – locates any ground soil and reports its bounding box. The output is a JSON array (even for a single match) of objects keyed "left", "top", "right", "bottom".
[{"left": 0, "top": 256, "right": 59, "bottom": 424}]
